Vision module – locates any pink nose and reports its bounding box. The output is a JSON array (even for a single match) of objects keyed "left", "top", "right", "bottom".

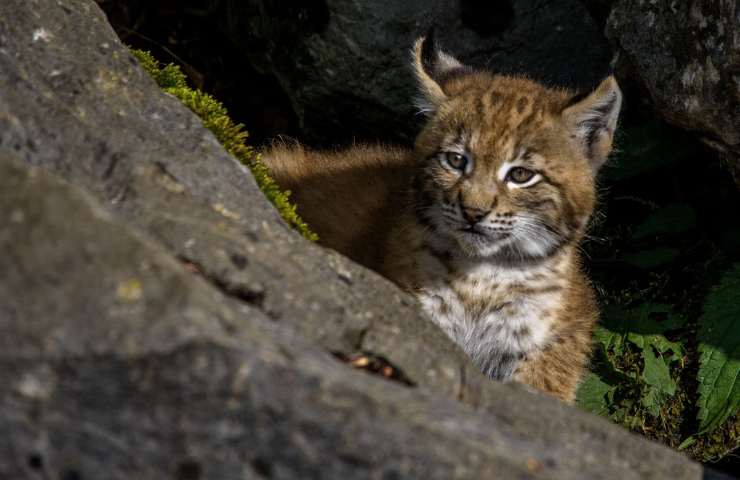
[{"left": 462, "top": 208, "right": 489, "bottom": 225}]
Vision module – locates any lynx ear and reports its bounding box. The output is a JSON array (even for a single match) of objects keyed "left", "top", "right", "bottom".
[
  {"left": 562, "top": 76, "right": 622, "bottom": 171},
  {"left": 411, "top": 30, "right": 468, "bottom": 115}
]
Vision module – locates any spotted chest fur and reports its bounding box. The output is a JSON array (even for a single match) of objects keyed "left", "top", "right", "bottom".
[{"left": 413, "top": 245, "right": 567, "bottom": 380}]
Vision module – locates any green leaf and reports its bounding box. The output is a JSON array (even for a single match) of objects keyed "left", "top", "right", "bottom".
[
  {"left": 629, "top": 331, "right": 684, "bottom": 361},
  {"left": 632, "top": 204, "right": 697, "bottom": 239},
  {"left": 677, "top": 437, "right": 696, "bottom": 450},
  {"left": 697, "top": 264, "right": 740, "bottom": 434},
  {"left": 601, "top": 303, "right": 685, "bottom": 354},
  {"left": 641, "top": 347, "right": 677, "bottom": 416},
  {"left": 620, "top": 247, "right": 680, "bottom": 269},
  {"left": 596, "top": 304, "right": 684, "bottom": 417},
  {"left": 642, "top": 348, "right": 676, "bottom": 395},
  {"left": 576, "top": 372, "right": 615, "bottom": 415},
  {"left": 593, "top": 323, "right": 625, "bottom": 355},
  {"left": 598, "top": 305, "right": 631, "bottom": 339},
  {"left": 625, "top": 304, "right": 684, "bottom": 360}
]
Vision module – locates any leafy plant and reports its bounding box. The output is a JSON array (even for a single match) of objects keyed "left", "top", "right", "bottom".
[
  {"left": 577, "top": 118, "right": 740, "bottom": 466},
  {"left": 579, "top": 258, "right": 740, "bottom": 463},
  {"left": 579, "top": 304, "right": 685, "bottom": 419},
  {"left": 577, "top": 372, "right": 615, "bottom": 416},
  {"left": 130, "top": 49, "right": 317, "bottom": 241},
  {"left": 697, "top": 265, "right": 740, "bottom": 434}
]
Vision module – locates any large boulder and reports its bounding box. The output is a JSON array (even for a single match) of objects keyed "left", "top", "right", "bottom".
[
  {"left": 0, "top": 0, "right": 729, "bottom": 478},
  {"left": 606, "top": 0, "right": 740, "bottom": 183},
  {"left": 216, "top": 0, "right": 612, "bottom": 144},
  {"left": 2, "top": 152, "right": 720, "bottom": 479},
  {"left": 0, "top": 0, "right": 480, "bottom": 401}
]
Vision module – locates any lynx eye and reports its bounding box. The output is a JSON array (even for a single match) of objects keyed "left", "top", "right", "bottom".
[
  {"left": 440, "top": 152, "right": 469, "bottom": 172},
  {"left": 507, "top": 167, "right": 536, "bottom": 184}
]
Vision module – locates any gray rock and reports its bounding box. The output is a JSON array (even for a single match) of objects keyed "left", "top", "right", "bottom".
[
  {"left": 0, "top": 0, "right": 730, "bottom": 478},
  {"left": 0, "top": 151, "right": 717, "bottom": 480},
  {"left": 606, "top": 0, "right": 740, "bottom": 183},
  {"left": 0, "top": 0, "right": 483, "bottom": 403},
  {"left": 216, "top": 0, "right": 612, "bottom": 144}
]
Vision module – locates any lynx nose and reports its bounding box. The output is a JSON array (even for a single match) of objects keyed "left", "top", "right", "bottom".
[{"left": 462, "top": 207, "right": 489, "bottom": 225}]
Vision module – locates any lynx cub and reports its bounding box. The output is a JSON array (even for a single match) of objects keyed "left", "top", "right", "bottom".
[{"left": 264, "top": 34, "right": 621, "bottom": 402}]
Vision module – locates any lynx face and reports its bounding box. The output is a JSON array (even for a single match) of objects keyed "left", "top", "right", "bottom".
[{"left": 411, "top": 33, "right": 621, "bottom": 261}]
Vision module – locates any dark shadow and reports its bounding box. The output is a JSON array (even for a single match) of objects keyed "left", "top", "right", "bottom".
[
  {"left": 460, "top": 0, "right": 514, "bottom": 37},
  {"left": 98, "top": 0, "right": 301, "bottom": 146}
]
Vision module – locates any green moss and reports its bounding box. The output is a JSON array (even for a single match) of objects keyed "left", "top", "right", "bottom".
[{"left": 130, "top": 49, "right": 317, "bottom": 241}]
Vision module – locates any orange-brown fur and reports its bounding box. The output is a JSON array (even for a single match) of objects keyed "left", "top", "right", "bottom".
[
  {"left": 263, "top": 35, "right": 621, "bottom": 402},
  {"left": 266, "top": 144, "right": 412, "bottom": 270}
]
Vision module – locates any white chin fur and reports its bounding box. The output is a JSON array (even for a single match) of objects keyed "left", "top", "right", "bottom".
[
  {"left": 518, "top": 236, "right": 553, "bottom": 257},
  {"left": 514, "top": 227, "right": 559, "bottom": 258},
  {"left": 452, "top": 225, "right": 560, "bottom": 259},
  {"left": 454, "top": 231, "right": 514, "bottom": 257}
]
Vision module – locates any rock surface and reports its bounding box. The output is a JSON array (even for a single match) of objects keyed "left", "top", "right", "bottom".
[
  {"left": 607, "top": 0, "right": 740, "bottom": 182},
  {"left": 0, "top": 152, "right": 721, "bottom": 480},
  {"left": 216, "top": 0, "right": 612, "bottom": 144},
  {"left": 0, "top": 0, "right": 731, "bottom": 478},
  {"left": 0, "top": 0, "right": 480, "bottom": 402}
]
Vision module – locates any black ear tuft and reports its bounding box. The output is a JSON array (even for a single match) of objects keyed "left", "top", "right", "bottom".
[
  {"left": 564, "top": 90, "right": 590, "bottom": 109},
  {"left": 420, "top": 27, "right": 438, "bottom": 75},
  {"left": 411, "top": 30, "right": 467, "bottom": 115}
]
